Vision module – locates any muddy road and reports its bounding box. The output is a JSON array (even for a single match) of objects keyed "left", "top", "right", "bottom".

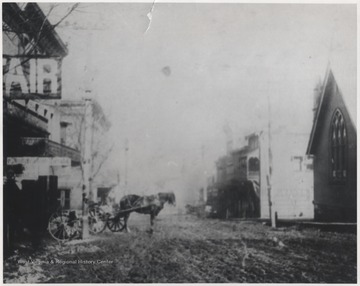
[{"left": 3, "top": 213, "right": 356, "bottom": 283}]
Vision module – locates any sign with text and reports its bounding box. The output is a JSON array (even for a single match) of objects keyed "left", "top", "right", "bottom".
[
  {"left": 7, "top": 157, "right": 71, "bottom": 179},
  {"left": 7, "top": 157, "right": 71, "bottom": 167},
  {"left": 3, "top": 55, "right": 63, "bottom": 99}
]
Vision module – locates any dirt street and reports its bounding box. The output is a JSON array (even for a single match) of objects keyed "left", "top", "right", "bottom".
[{"left": 3, "top": 213, "right": 357, "bottom": 283}]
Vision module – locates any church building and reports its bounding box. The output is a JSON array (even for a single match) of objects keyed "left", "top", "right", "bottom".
[{"left": 306, "top": 68, "right": 357, "bottom": 222}]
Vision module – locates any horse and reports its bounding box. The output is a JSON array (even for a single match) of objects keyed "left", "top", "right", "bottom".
[{"left": 119, "top": 192, "right": 176, "bottom": 233}]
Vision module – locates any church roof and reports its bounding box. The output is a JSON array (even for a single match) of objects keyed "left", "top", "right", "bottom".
[{"left": 306, "top": 67, "right": 356, "bottom": 155}]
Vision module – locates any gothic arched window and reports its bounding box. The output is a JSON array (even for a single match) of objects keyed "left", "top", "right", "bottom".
[{"left": 330, "top": 109, "right": 347, "bottom": 181}]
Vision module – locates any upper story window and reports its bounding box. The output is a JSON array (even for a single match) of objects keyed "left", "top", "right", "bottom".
[
  {"left": 239, "top": 157, "right": 247, "bottom": 170},
  {"left": 330, "top": 109, "right": 347, "bottom": 182},
  {"left": 60, "top": 122, "right": 69, "bottom": 145},
  {"left": 43, "top": 79, "right": 52, "bottom": 94},
  {"left": 248, "top": 157, "right": 260, "bottom": 172}
]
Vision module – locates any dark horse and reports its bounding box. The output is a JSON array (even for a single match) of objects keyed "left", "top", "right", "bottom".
[{"left": 119, "top": 192, "right": 176, "bottom": 232}]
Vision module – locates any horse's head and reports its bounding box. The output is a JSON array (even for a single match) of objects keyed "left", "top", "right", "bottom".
[{"left": 158, "top": 192, "right": 176, "bottom": 206}]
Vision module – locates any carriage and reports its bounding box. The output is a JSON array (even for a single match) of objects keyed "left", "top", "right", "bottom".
[
  {"left": 48, "top": 192, "right": 176, "bottom": 241},
  {"left": 47, "top": 203, "right": 144, "bottom": 241},
  {"left": 104, "top": 204, "right": 152, "bottom": 232}
]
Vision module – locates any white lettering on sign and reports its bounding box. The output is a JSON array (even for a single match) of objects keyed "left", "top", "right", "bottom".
[
  {"left": 37, "top": 59, "right": 59, "bottom": 94},
  {"left": 5, "top": 57, "right": 28, "bottom": 93},
  {"left": 3, "top": 56, "right": 61, "bottom": 99}
]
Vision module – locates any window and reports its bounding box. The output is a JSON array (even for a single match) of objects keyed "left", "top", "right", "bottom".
[
  {"left": 97, "top": 187, "right": 111, "bottom": 204},
  {"left": 330, "top": 109, "right": 347, "bottom": 181},
  {"left": 239, "top": 157, "right": 247, "bottom": 170},
  {"left": 248, "top": 157, "right": 260, "bottom": 172},
  {"left": 60, "top": 122, "right": 68, "bottom": 145},
  {"left": 43, "top": 79, "right": 51, "bottom": 94}
]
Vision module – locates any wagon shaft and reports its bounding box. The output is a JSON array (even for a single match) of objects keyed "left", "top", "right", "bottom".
[{"left": 114, "top": 206, "right": 147, "bottom": 219}]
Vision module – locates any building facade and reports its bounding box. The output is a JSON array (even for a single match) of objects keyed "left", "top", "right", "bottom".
[
  {"left": 53, "top": 99, "right": 114, "bottom": 209},
  {"left": 209, "top": 127, "right": 314, "bottom": 221},
  {"left": 3, "top": 3, "right": 73, "bottom": 251},
  {"left": 260, "top": 129, "right": 314, "bottom": 220},
  {"left": 209, "top": 133, "right": 261, "bottom": 219}
]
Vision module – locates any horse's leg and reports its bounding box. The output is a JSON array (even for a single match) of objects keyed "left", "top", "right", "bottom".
[
  {"left": 150, "top": 213, "right": 155, "bottom": 226},
  {"left": 124, "top": 213, "right": 131, "bottom": 233},
  {"left": 149, "top": 213, "right": 155, "bottom": 234}
]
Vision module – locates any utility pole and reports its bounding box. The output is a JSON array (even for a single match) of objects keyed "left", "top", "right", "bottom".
[
  {"left": 82, "top": 32, "right": 94, "bottom": 239},
  {"left": 201, "top": 144, "right": 207, "bottom": 204},
  {"left": 82, "top": 97, "right": 93, "bottom": 239},
  {"left": 267, "top": 94, "right": 276, "bottom": 228},
  {"left": 115, "top": 169, "right": 120, "bottom": 204},
  {"left": 124, "top": 138, "right": 129, "bottom": 196}
]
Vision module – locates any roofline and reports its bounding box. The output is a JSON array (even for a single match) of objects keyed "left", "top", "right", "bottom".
[
  {"left": 245, "top": 132, "right": 259, "bottom": 140},
  {"left": 306, "top": 66, "right": 357, "bottom": 155},
  {"left": 306, "top": 66, "right": 332, "bottom": 155},
  {"left": 2, "top": 3, "right": 28, "bottom": 34},
  {"left": 231, "top": 145, "right": 250, "bottom": 154},
  {"left": 3, "top": 3, "right": 68, "bottom": 57},
  {"left": 24, "top": 3, "right": 68, "bottom": 57}
]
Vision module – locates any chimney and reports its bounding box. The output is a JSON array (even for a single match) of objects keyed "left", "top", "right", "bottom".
[
  {"left": 226, "top": 139, "right": 233, "bottom": 155},
  {"left": 223, "top": 123, "right": 233, "bottom": 155}
]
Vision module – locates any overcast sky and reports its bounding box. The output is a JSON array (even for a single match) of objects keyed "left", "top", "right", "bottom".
[{"left": 39, "top": 2, "right": 357, "bottom": 204}]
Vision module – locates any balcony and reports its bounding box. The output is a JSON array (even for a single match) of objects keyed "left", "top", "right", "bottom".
[
  {"left": 19, "top": 137, "right": 81, "bottom": 164},
  {"left": 248, "top": 171, "right": 260, "bottom": 181}
]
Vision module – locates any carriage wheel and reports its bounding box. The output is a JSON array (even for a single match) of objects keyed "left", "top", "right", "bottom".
[
  {"left": 106, "top": 217, "right": 125, "bottom": 232},
  {"left": 48, "top": 212, "right": 78, "bottom": 241},
  {"left": 89, "top": 207, "right": 108, "bottom": 234}
]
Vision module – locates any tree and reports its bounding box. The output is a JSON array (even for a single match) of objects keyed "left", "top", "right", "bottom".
[
  {"left": 3, "top": 3, "right": 79, "bottom": 57},
  {"left": 56, "top": 100, "right": 112, "bottom": 214}
]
